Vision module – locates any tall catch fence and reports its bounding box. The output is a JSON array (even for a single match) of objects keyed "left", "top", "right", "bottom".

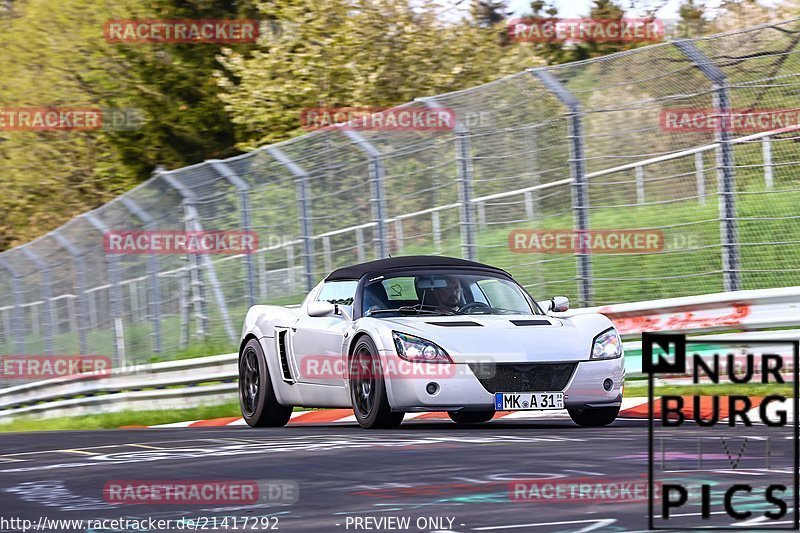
[{"left": 2, "top": 20, "right": 800, "bottom": 381}]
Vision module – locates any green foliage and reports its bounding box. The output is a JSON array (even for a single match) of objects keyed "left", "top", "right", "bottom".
[{"left": 218, "top": 0, "right": 543, "bottom": 149}]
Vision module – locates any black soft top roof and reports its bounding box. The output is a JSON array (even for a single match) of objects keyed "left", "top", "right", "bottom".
[{"left": 325, "top": 255, "right": 509, "bottom": 281}]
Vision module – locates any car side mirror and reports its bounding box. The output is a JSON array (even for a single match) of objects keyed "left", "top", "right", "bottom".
[
  {"left": 307, "top": 301, "right": 353, "bottom": 321},
  {"left": 549, "top": 296, "right": 569, "bottom": 313},
  {"left": 307, "top": 301, "right": 336, "bottom": 317}
]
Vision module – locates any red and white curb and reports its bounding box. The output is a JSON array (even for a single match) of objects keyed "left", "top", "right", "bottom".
[{"left": 124, "top": 398, "right": 652, "bottom": 429}]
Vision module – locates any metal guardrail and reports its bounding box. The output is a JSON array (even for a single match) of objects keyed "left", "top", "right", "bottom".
[
  {"left": 1, "top": 284, "right": 799, "bottom": 421},
  {"left": 0, "top": 353, "right": 237, "bottom": 420}
]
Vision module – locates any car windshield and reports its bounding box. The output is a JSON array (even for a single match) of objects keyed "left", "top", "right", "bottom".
[{"left": 362, "top": 270, "right": 541, "bottom": 317}]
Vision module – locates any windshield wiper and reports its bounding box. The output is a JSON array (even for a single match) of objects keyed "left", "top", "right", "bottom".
[
  {"left": 400, "top": 304, "right": 462, "bottom": 316},
  {"left": 366, "top": 305, "right": 459, "bottom": 316}
]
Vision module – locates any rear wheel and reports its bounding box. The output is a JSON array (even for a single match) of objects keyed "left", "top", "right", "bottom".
[
  {"left": 239, "top": 338, "right": 293, "bottom": 427},
  {"left": 448, "top": 411, "right": 495, "bottom": 424},
  {"left": 349, "top": 337, "right": 404, "bottom": 429},
  {"left": 568, "top": 405, "right": 619, "bottom": 427}
]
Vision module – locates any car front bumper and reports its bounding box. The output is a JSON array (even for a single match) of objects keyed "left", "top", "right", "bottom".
[{"left": 381, "top": 354, "right": 625, "bottom": 412}]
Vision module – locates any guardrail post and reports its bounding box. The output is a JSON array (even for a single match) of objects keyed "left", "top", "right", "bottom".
[
  {"left": 161, "top": 170, "right": 236, "bottom": 342},
  {"left": 266, "top": 147, "right": 316, "bottom": 291},
  {"left": 675, "top": 40, "right": 740, "bottom": 292},
  {"left": 52, "top": 232, "right": 89, "bottom": 355},
  {"left": 120, "top": 197, "right": 162, "bottom": 354},
  {"left": 83, "top": 213, "right": 123, "bottom": 364},
  {"left": 0, "top": 260, "right": 25, "bottom": 354},
  {"left": 423, "top": 99, "right": 477, "bottom": 261},
  {"left": 532, "top": 69, "right": 593, "bottom": 306},
  {"left": 20, "top": 248, "right": 54, "bottom": 355},
  {"left": 343, "top": 130, "right": 389, "bottom": 259},
  {"left": 210, "top": 160, "right": 256, "bottom": 308}
]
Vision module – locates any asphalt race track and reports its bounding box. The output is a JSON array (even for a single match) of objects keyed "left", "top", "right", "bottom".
[{"left": 0, "top": 417, "right": 796, "bottom": 533}]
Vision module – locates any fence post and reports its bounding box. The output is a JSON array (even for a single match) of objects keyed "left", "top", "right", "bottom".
[
  {"left": 266, "top": 146, "right": 316, "bottom": 291},
  {"left": 532, "top": 69, "right": 593, "bottom": 306},
  {"left": 762, "top": 136, "right": 774, "bottom": 190},
  {"left": 675, "top": 40, "right": 740, "bottom": 292},
  {"left": 210, "top": 160, "right": 257, "bottom": 308},
  {"left": 695, "top": 152, "right": 706, "bottom": 206},
  {"left": 322, "top": 236, "right": 332, "bottom": 273},
  {"left": 635, "top": 166, "right": 645, "bottom": 205},
  {"left": 83, "top": 213, "right": 123, "bottom": 365},
  {"left": 120, "top": 197, "right": 162, "bottom": 354},
  {"left": 343, "top": 130, "right": 389, "bottom": 259},
  {"left": 52, "top": 232, "right": 89, "bottom": 355},
  {"left": 20, "top": 247, "right": 54, "bottom": 355},
  {"left": 423, "top": 99, "right": 477, "bottom": 261},
  {"left": 161, "top": 170, "right": 236, "bottom": 342},
  {"left": 0, "top": 259, "right": 25, "bottom": 354}
]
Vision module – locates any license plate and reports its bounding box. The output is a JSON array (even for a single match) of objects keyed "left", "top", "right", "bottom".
[{"left": 495, "top": 392, "right": 564, "bottom": 411}]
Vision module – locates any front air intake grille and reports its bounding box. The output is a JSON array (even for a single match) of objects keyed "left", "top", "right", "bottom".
[
  {"left": 426, "top": 321, "right": 482, "bottom": 327},
  {"left": 510, "top": 319, "right": 551, "bottom": 326},
  {"left": 468, "top": 362, "right": 577, "bottom": 393}
]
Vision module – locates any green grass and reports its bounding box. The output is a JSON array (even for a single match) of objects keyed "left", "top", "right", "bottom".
[
  {"left": 625, "top": 382, "right": 795, "bottom": 398},
  {"left": 0, "top": 401, "right": 242, "bottom": 432}
]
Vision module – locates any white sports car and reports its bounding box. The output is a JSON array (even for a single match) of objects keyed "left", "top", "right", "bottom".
[{"left": 238, "top": 256, "right": 624, "bottom": 429}]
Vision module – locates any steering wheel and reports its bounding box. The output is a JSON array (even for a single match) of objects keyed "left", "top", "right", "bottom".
[{"left": 458, "top": 301, "right": 491, "bottom": 314}]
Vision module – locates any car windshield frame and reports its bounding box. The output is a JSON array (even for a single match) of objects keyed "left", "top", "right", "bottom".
[{"left": 355, "top": 267, "right": 543, "bottom": 319}]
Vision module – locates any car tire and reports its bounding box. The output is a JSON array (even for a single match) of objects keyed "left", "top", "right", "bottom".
[
  {"left": 567, "top": 405, "right": 620, "bottom": 427},
  {"left": 239, "top": 338, "right": 293, "bottom": 428},
  {"left": 448, "top": 411, "right": 495, "bottom": 424},
  {"left": 349, "top": 336, "right": 404, "bottom": 429}
]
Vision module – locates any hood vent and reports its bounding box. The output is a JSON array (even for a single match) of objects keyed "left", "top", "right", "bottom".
[
  {"left": 426, "top": 321, "right": 482, "bottom": 327},
  {"left": 510, "top": 319, "right": 551, "bottom": 326}
]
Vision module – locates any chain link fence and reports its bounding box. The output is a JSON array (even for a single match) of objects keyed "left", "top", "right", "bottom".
[{"left": 2, "top": 20, "right": 800, "bottom": 381}]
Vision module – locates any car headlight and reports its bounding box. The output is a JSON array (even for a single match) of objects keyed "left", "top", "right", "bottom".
[
  {"left": 393, "top": 332, "right": 451, "bottom": 363},
  {"left": 591, "top": 328, "right": 622, "bottom": 359}
]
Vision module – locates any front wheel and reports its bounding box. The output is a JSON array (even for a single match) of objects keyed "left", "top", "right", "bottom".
[
  {"left": 568, "top": 405, "right": 620, "bottom": 427},
  {"left": 239, "top": 338, "right": 293, "bottom": 427},
  {"left": 349, "top": 337, "right": 404, "bottom": 429},
  {"left": 448, "top": 411, "right": 495, "bottom": 424}
]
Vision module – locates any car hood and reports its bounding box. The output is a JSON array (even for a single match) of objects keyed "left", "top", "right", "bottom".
[{"left": 379, "top": 314, "right": 592, "bottom": 363}]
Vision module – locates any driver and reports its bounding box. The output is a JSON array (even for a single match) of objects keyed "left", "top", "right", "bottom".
[{"left": 416, "top": 276, "right": 462, "bottom": 312}]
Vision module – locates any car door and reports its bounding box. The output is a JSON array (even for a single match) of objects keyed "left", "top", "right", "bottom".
[{"left": 290, "top": 280, "right": 357, "bottom": 386}]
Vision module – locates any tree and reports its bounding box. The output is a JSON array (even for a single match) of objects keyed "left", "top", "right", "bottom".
[
  {"left": 218, "top": 0, "right": 543, "bottom": 150},
  {"left": 677, "top": 0, "right": 706, "bottom": 38},
  {"left": 0, "top": 0, "right": 259, "bottom": 249}
]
